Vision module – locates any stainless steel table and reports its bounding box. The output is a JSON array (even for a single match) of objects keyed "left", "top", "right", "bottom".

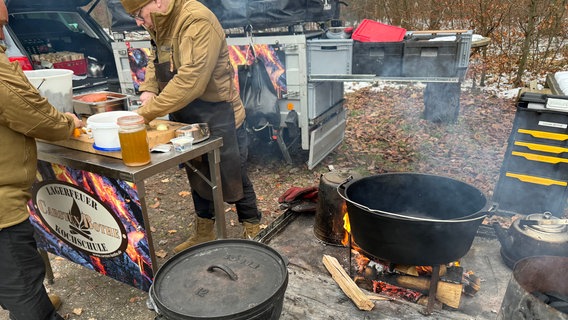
[{"left": 33, "top": 137, "right": 224, "bottom": 291}]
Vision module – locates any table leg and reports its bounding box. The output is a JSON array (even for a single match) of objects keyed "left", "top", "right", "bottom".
[{"left": 208, "top": 148, "right": 226, "bottom": 238}]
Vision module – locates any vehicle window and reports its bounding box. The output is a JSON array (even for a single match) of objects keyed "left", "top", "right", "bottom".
[{"left": 9, "top": 11, "right": 99, "bottom": 39}]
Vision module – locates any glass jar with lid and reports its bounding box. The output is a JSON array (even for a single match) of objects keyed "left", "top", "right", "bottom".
[{"left": 117, "top": 115, "right": 151, "bottom": 166}]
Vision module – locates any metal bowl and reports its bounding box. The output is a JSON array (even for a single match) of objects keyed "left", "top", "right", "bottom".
[{"left": 175, "top": 123, "right": 210, "bottom": 143}]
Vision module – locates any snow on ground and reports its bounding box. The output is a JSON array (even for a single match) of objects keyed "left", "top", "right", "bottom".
[{"left": 344, "top": 76, "right": 537, "bottom": 101}]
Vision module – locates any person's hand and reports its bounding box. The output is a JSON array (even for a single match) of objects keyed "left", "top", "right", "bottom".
[
  {"left": 65, "top": 112, "right": 83, "bottom": 128},
  {"left": 139, "top": 91, "right": 157, "bottom": 105}
]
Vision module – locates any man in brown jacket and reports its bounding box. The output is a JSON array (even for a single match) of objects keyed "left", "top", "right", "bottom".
[
  {"left": 0, "top": 2, "right": 83, "bottom": 318},
  {"left": 120, "top": 0, "right": 262, "bottom": 252}
]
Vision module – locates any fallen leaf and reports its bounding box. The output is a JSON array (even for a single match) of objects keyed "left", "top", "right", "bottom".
[
  {"left": 150, "top": 226, "right": 157, "bottom": 233},
  {"left": 149, "top": 201, "right": 161, "bottom": 209},
  {"left": 167, "top": 229, "right": 177, "bottom": 234},
  {"left": 161, "top": 178, "right": 170, "bottom": 183},
  {"left": 178, "top": 191, "right": 191, "bottom": 197},
  {"left": 73, "top": 308, "right": 83, "bottom": 315},
  {"left": 155, "top": 249, "right": 168, "bottom": 258}
]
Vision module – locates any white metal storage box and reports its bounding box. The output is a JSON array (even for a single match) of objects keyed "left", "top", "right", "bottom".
[
  {"left": 307, "top": 39, "right": 353, "bottom": 76},
  {"left": 308, "top": 82, "right": 344, "bottom": 119}
]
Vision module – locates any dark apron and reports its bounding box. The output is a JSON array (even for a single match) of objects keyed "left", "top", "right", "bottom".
[{"left": 155, "top": 60, "right": 244, "bottom": 202}]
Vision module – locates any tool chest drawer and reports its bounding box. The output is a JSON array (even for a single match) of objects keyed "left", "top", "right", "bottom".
[
  {"left": 494, "top": 100, "right": 568, "bottom": 216},
  {"left": 506, "top": 141, "right": 568, "bottom": 178},
  {"left": 493, "top": 171, "right": 568, "bottom": 216}
]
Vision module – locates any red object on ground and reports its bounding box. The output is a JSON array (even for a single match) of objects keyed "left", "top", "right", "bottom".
[{"left": 352, "top": 19, "right": 406, "bottom": 42}]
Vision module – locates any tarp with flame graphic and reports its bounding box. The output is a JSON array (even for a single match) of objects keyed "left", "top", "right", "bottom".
[{"left": 28, "top": 161, "right": 154, "bottom": 292}]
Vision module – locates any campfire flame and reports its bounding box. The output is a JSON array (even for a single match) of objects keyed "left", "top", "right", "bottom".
[{"left": 341, "top": 202, "right": 350, "bottom": 247}]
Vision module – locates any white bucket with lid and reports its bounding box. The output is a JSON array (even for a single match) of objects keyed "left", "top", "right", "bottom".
[
  {"left": 24, "top": 69, "right": 74, "bottom": 113},
  {"left": 87, "top": 111, "right": 137, "bottom": 151}
]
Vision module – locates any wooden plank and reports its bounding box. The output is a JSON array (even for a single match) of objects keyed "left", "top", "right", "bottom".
[
  {"left": 322, "top": 254, "right": 374, "bottom": 311},
  {"left": 39, "top": 119, "right": 188, "bottom": 159},
  {"left": 395, "top": 275, "right": 463, "bottom": 309}
]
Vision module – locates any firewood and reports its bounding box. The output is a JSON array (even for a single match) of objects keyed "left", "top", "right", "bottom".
[
  {"left": 395, "top": 275, "right": 463, "bottom": 309},
  {"left": 395, "top": 264, "right": 447, "bottom": 276},
  {"left": 354, "top": 276, "right": 374, "bottom": 292},
  {"left": 367, "top": 293, "right": 391, "bottom": 301},
  {"left": 322, "top": 255, "right": 375, "bottom": 311},
  {"left": 394, "top": 264, "right": 419, "bottom": 276},
  {"left": 462, "top": 271, "right": 481, "bottom": 296},
  {"left": 417, "top": 296, "right": 443, "bottom": 310}
]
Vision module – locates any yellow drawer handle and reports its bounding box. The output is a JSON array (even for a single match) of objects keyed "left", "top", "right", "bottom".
[
  {"left": 514, "top": 141, "right": 568, "bottom": 154},
  {"left": 512, "top": 151, "right": 568, "bottom": 164},
  {"left": 506, "top": 172, "right": 567, "bottom": 186},
  {"left": 518, "top": 129, "right": 568, "bottom": 141}
]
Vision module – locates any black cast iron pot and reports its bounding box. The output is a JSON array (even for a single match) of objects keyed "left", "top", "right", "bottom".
[
  {"left": 150, "top": 239, "right": 288, "bottom": 320},
  {"left": 338, "top": 173, "right": 491, "bottom": 266}
]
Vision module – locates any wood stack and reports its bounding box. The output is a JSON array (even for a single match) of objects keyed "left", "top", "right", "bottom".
[{"left": 323, "top": 253, "right": 483, "bottom": 312}]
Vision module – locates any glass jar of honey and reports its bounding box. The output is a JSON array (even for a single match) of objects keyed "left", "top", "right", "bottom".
[{"left": 117, "top": 115, "right": 151, "bottom": 166}]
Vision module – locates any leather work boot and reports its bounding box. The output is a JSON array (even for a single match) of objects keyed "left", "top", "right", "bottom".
[
  {"left": 243, "top": 221, "right": 261, "bottom": 240},
  {"left": 173, "top": 217, "right": 215, "bottom": 254},
  {"left": 48, "top": 294, "right": 62, "bottom": 311}
]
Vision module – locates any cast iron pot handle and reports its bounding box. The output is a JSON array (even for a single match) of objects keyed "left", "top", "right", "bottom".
[
  {"left": 207, "top": 264, "right": 238, "bottom": 281},
  {"left": 336, "top": 175, "right": 354, "bottom": 199}
]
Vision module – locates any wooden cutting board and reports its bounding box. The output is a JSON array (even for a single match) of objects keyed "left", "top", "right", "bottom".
[{"left": 40, "top": 119, "right": 189, "bottom": 159}]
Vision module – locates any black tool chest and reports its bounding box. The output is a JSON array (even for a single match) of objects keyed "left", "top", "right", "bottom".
[{"left": 493, "top": 93, "right": 568, "bottom": 216}]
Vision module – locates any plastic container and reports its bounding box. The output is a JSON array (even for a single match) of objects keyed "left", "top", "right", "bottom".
[
  {"left": 307, "top": 39, "right": 353, "bottom": 75},
  {"left": 352, "top": 41, "right": 404, "bottom": 76},
  {"left": 54, "top": 59, "right": 87, "bottom": 76},
  {"left": 117, "top": 115, "right": 151, "bottom": 166},
  {"left": 86, "top": 111, "right": 137, "bottom": 151},
  {"left": 24, "top": 69, "right": 74, "bottom": 113},
  {"left": 352, "top": 19, "right": 406, "bottom": 43},
  {"left": 170, "top": 136, "right": 194, "bottom": 152}
]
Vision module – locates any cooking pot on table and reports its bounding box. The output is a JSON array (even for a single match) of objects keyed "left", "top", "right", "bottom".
[
  {"left": 338, "top": 173, "right": 493, "bottom": 266},
  {"left": 150, "top": 239, "right": 288, "bottom": 320},
  {"left": 493, "top": 211, "right": 568, "bottom": 269}
]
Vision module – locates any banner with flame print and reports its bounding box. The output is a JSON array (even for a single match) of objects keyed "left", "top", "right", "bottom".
[
  {"left": 28, "top": 160, "right": 154, "bottom": 292},
  {"left": 228, "top": 44, "right": 287, "bottom": 97}
]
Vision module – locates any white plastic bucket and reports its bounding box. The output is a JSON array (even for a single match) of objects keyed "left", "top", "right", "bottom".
[
  {"left": 24, "top": 69, "right": 74, "bottom": 113},
  {"left": 86, "top": 111, "right": 137, "bottom": 151}
]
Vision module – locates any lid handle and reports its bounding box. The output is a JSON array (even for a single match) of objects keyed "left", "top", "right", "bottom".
[{"left": 207, "top": 264, "right": 238, "bottom": 281}]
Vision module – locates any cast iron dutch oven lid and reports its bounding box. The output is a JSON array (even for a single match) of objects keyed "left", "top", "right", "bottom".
[{"left": 151, "top": 239, "right": 288, "bottom": 319}]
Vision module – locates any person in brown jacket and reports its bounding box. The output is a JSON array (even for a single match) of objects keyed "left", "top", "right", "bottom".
[
  {"left": 119, "top": 0, "right": 262, "bottom": 253},
  {"left": 0, "top": 2, "right": 83, "bottom": 318}
]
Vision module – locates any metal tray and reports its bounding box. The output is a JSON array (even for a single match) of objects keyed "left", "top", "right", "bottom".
[{"left": 73, "top": 91, "right": 129, "bottom": 116}]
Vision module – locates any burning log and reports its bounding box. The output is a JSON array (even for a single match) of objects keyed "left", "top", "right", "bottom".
[
  {"left": 395, "top": 264, "right": 447, "bottom": 277},
  {"left": 322, "top": 255, "right": 375, "bottom": 311},
  {"left": 462, "top": 271, "right": 481, "bottom": 296},
  {"left": 395, "top": 275, "right": 463, "bottom": 309},
  {"left": 372, "top": 280, "right": 423, "bottom": 303}
]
